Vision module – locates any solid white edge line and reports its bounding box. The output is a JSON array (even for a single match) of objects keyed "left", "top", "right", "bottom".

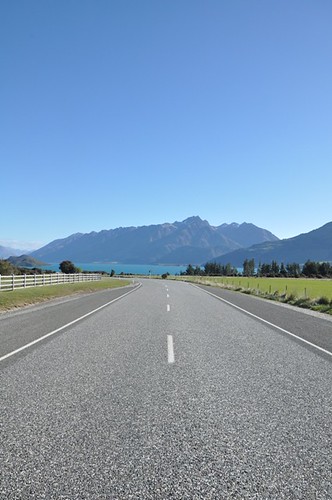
[
  {"left": 167, "top": 335, "right": 175, "bottom": 363},
  {"left": 0, "top": 283, "right": 142, "bottom": 363},
  {"left": 192, "top": 284, "right": 332, "bottom": 358}
]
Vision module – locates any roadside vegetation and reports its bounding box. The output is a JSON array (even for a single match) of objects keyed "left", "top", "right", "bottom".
[
  {"left": 0, "top": 259, "right": 131, "bottom": 311},
  {"left": 178, "top": 259, "right": 332, "bottom": 315}
]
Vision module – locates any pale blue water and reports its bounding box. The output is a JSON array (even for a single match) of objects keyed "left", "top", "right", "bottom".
[{"left": 41, "top": 263, "right": 188, "bottom": 275}]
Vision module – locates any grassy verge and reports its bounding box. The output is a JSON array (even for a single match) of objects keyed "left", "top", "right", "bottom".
[
  {"left": 0, "top": 278, "right": 131, "bottom": 312},
  {"left": 175, "top": 276, "right": 332, "bottom": 315}
]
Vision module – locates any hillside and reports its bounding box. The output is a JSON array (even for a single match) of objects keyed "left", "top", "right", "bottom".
[
  {"left": 30, "top": 216, "right": 278, "bottom": 264},
  {"left": 214, "top": 221, "right": 332, "bottom": 266},
  {"left": 7, "top": 255, "right": 47, "bottom": 267}
]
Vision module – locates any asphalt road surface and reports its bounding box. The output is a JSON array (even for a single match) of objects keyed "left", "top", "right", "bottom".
[{"left": 1, "top": 279, "right": 332, "bottom": 499}]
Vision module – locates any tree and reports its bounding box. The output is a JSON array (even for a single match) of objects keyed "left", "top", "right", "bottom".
[
  {"left": 271, "top": 260, "right": 280, "bottom": 276},
  {"left": 243, "top": 258, "right": 255, "bottom": 276},
  {"left": 205, "top": 262, "right": 223, "bottom": 275},
  {"left": 286, "top": 262, "right": 300, "bottom": 277},
  {"left": 185, "top": 264, "right": 195, "bottom": 276},
  {"left": 0, "top": 259, "right": 18, "bottom": 275},
  {"left": 302, "top": 260, "right": 318, "bottom": 277},
  {"left": 318, "top": 262, "right": 332, "bottom": 277},
  {"left": 193, "top": 265, "right": 203, "bottom": 275},
  {"left": 224, "top": 263, "right": 232, "bottom": 276},
  {"left": 280, "top": 262, "right": 287, "bottom": 276},
  {"left": 59, "top": 260, "right": 79, "bottom": 274},
  {"left": 261, "top": 263, "right": 271, "bottom": 276},
  {"left": 257, "top": 261, "right": 262, "bottom": 276}
]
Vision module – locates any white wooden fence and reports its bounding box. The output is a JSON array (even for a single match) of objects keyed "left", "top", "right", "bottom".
[{"left": 0, "top": 273, "right": 102, "bottom": 291}]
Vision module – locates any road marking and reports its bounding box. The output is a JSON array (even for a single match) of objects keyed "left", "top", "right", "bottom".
[
  {"left": 167, "top": 335, "right": 175, "bottom": 363},
  {"left": 167, "top": 304, "right": 170, "bottom": 312},
  {"left": 0, "top": 284, "right": 142, "bottom": 363},
  {"left": 167, "top": 293, "right": 170, "bottom": 298},
  {"left": 193, "top": 284, "right": 332, "bottom": 358}
]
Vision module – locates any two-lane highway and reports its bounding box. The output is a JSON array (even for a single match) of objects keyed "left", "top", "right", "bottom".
[{"left": 1, "top": 279, "right": 332, "bottom": 498}]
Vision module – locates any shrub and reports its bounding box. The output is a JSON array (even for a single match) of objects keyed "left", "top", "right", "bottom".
[
  {"left": 284, "top": 293, "right": 296, "bottom": 303},
  {"left": 316, "top": 296, "right": 329, "bottom": 305},
  {"left": 294, "top": 297, "right": 311, "bottom": 308}
]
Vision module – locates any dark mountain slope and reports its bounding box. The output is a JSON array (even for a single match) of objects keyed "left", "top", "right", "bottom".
[
  {"left": 214, "top": 222, "right": 332, "bottom": 266},
  {"left": 217, "top": 222, "right": 278, "bottom": 247}
]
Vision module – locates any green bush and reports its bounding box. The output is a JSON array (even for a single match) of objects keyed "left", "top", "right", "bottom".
[
  {"left": 316, "top": 296, "right": 329, "bottom": 305},
  {"left": 59, "top": 260, "right": 80, "bottom": 274}
]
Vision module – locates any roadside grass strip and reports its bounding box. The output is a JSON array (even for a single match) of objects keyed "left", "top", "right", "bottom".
[
  {"left": 0, "top": 278, "right": 131, "bottom": 312},
  {"left": 176, "top": 276, "right": 332, "bottom": 315}
]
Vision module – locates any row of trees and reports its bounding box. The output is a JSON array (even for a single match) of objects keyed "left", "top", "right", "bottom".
[
  {"left": 257, "top": 260, "right": 332, "bottom": 278},
  {"left": 182, "top": 259, "right": 332, "bottom": 278},
  {"left": 182, "top": 262, "right": 239, "bottom": 277}
]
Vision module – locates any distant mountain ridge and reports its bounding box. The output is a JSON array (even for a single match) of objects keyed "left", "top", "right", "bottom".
[
  {"left": 214, "top": 221, "right": 332, "bottom": 266},
  {"left": 0, "top": 245, "right": 27, "bottom": 259},
  {"left": 30, "top": 216, "right": 279, "bottom": 264}
]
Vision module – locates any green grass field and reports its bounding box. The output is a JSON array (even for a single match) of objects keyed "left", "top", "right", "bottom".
[
  {"left": 184, "top": 276, "right": 332, "bottom": 299},
  {"left": 176, "top": 275, "right": 332, "bottom": 314},
  {"left": 0, "top": 278, "right": 131, "bottom": 312}
]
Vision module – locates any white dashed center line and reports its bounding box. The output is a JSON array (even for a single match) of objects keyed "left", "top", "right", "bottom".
[{"left": 167, "top": 335, "right": 175, "bottom": 363}]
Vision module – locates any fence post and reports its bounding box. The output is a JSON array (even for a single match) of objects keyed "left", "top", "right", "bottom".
[
  {"left": 24, "top": 274, "right": 26, "bottom": 288},
  {"left": 12, "top": 274, "right": 15, "bottom": 290},
  {"left": 0, "top": 274, "right": 1, "bottom": 290}
]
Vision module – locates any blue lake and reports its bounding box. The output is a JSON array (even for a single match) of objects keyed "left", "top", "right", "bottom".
[{"left": 41, "top": 263, "right": 188, "bottom": 275}]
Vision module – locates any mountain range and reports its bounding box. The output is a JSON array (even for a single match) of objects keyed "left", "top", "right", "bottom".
[
  {"left": 30, "top": 217, "right": 278, "bottom": 265},
  {"left": 6, "top": 217, "right": 331, "bottom": 267}
]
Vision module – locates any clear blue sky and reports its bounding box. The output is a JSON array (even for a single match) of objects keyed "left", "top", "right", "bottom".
[{"left": 1, "top": 0, "right": 331, "bottom": 250}]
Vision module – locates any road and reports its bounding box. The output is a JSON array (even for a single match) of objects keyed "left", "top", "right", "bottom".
[{"left": 1, "top": 279, "right": 332, "bottom": 499}]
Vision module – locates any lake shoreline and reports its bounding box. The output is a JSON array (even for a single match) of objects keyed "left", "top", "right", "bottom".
[{"left": 41, "top": 262, "right": 189, "bottom": 276}]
